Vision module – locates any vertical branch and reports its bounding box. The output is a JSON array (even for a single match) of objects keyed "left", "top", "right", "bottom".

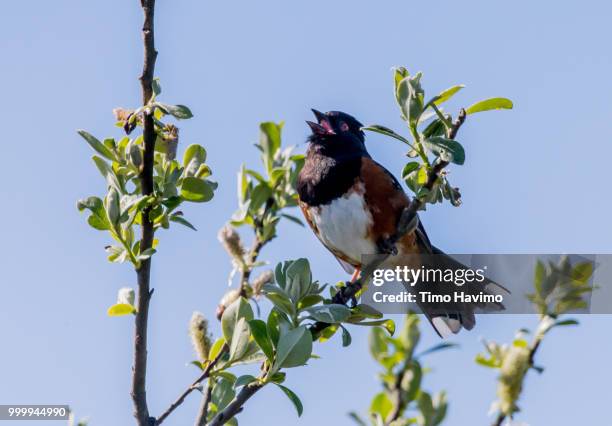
[
  {"left": 132, "top": 0, "right": 158, "bottom": 425},
  {"left": 194, "top": 382, "right": 213, "bottom": 426},
  {"left": 385, "top": 361, "right": 410, "bottom": 424}
]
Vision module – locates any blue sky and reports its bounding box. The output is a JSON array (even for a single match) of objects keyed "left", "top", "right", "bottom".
[{"left": 1, "top": 0, "right": 611, "bottom": 425}]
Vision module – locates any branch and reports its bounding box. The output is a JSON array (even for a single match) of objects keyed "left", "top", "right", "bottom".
[
  {"left": 311, "top": 109, "right": 468, "bottom": 338},
  {"left": 156, "top": 223, "right": 270, "bottom": 424},
  {"left": 132, "top": 1, "right": 158, "bottom": 425},
  {"left": 240, "top": 237, "right": 264, "bottom": 296},
  {"left": 208, "top": 383, "right": 264, "bottom": 426},
  {"left": 386, "top": 361, "right": 411, "bottom": 424},
  {"left": 155, "top": 344, "right": 228, "bottom": 425},
  {"left": 195, "top": 381, "right": 213, "bottom": 426}
]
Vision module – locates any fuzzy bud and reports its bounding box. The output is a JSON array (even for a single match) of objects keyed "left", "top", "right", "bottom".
[
  {"left": 189, "top": 312, "right": 212, "bottom": 361},
  {"left": 218, "top": 225, "right": 245, "bottom": 266},
  {"left": 251, "top": 270, "right": 274, "bottom": 297},
  {"left": 160, "top": 124, "right": 179, "bottom": 160},
  {"left": 216, "top": 289, "right": 241, "bottom": 320},
  {"left": 117, "top": 287, "right": 135, "bottom": 306},
  {"left": 497, "top": 345, "right": 530, "bottom": 415}
]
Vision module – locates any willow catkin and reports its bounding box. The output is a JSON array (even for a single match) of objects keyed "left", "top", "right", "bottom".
[
  {"left": 497, "top": 345, "right": 530, "bottom": 415},
  {"left": 189, "top": 312, "right": 212, "bottom": 361},
  {"left": 218, "top": 225, "right": 245, "bottom": 266},
  {"left": 251, "top": 270, "right": 274, "bottom": 297}
]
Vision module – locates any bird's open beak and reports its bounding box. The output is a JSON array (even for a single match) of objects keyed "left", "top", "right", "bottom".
[{"left": 306, "top": 109, "right": 335, "bottom": 135}]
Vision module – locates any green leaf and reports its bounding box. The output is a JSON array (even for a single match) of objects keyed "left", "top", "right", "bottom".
[
  {"left": 107, "top": 303, "right": 136, "bottom": 316},
  {"left": 180, "top": 177, "right": 214, "bottom": 202},
  {"left": 361, "top": 125, "right": 412, "bottom": 146},
  {"left": 221, "top": 298, "right": 254, "bottom": 344},
  {"left": 305, "top": 304, "right": 351, "bottom": 323},
  {"left": 190, "top": 360, "right": 205, "bottom": 371},
  {"left": 422, "top": 119, "right": 447, "bottom": 138},
  {"left": 370, "top": 392, "right": 393, "bottom": 420},
  {"left": 417, "top": 165, "right": 428, "bottom": 185},
  {"left": 340, "top": 325, "right": 352, "bottom": 347},
  {"left": 104, "top": 188, "right": 120, "bottom": 226},
  {"left": 169, "top": 215, "right": 197, "bottom": 231},
  {"left": 78, "top": 130, "right": 115, "bottom": 161},
  {"left": 369, "top": 327, "right": 388, "bottom": 360},
  {"left": 285, "top": 258, "right": 312, "bottom": 304},
  {"left": 397, "top": 73, "right": 424, "bottom": 124},
  {"left": 137, "top": 248, "right": 156, "bottom": 261},
  {"left": 553, "top": 319, "right": 579, "bottom": 327},
  {"left": 235, "top": 375, "right": 257, "bottom": 388},
  {"left": 208, "top": 337, "right": 226, "bottom": 361},
  {"left": 152, "top": 78, "right": 162, "bottom": 96},
  {"left": 77, "top": 196, "right": 110, "bottom": 231},
  {"left": 281, "top": 213, "right": 305, "bottom": 227},
  {"left": 348, "top": 412, "right": 368, "bottom": 426},
  {"left": 355, "top": 319, "right": 395, "bottom": 335},
  {"left": 297, "top": 294, "right": 324, "bottom": 310},
  {"left": 393, "top": 66, "right": 410, "bottom": 98},
  {"left": 183, "top": 144, "right": 207, "bottom": 168},
  {"left": 534, "top": 260, "right": 546, "bottom": 295},
  {"left": 271, "top": 326, "right": 312, "bottom": 374},
  {"left": 475, "top": 353, "right": 500, "bottom": 368},
  {"left": 275, "top": 384, "right": 304, "bottom": 417},
  {"left": 432, "top": 391, "right": 448, "bottom": 426},
  {"left": 265, "top": 291, "right": 296, "bottom": 318},
  {"left": 249, "top": 319, "right": 274, "bottom": 361},
  {"left": 267, "top": 308, "right": 294, "bottom": 347},
  {"left": 423, "top": 137, "right": 465, "bottom": 165},
  {"left": 433, "top": 84, "right": 465, "bottom": 106},
  {"left": 259, "top": 122, "right": 283, "bottom": 173},
  {"left": 417, "top": 392, "right": 434, "bottom": 425},
  {"left": 92, "top": 156, "right": 122, "bottom": 191},
  {"left": 157, "top": 103, "right": 193, "bottom": 119},
  {"left": 402, "top": 162, "right": 420, "bottom": 179},
  {"left": 465, "top": 97, "right": 513, "bottom": 115},
  {"left": 228, "top": 318, "right": 251, "bottom": 362},
  {"left": 571, "top": 262, "right": 593, "bottom": 284},
  {"left": 269, "top": 372, "right": 286, "bottom": 384},
  {"left": 401, "top": 361, "right": 422, "bottom": 403},
  {"left": 417, "top": 342, "right": 458, "bottom": 358},
  {"left": 248, "top": 183, "right": 273, "bottom": 212},
  {"left": 211, "top": 378, "right": 235, "bottom": 411}
]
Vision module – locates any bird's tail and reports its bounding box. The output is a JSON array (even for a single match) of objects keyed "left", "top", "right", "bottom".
[{"left": 418, "top": 246, "right": 509, "bottom": 338}]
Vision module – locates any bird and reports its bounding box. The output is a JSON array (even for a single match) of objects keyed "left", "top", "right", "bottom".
[{"left": 297, "top": 109, "right": 505, "bottom": 337}]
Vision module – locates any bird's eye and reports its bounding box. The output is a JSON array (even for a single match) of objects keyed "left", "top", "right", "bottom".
[{"left": 339, "top": 121, "right": 350, "bottom": 132}]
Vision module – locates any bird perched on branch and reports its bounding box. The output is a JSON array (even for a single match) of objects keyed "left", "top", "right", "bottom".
[{"left": 297, "top": 109, "right": 505, "bottom": 337}]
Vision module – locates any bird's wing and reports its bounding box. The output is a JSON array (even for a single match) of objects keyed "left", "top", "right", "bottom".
[{"left": 359, "top": 157, "right": 416, "bottom": 247}]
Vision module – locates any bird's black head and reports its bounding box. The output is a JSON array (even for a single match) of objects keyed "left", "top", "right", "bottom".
[{"left": 306, "top": 110, "right": 366, "bottom": 154}]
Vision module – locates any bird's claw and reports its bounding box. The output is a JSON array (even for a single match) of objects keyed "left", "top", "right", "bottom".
[{"left": 377, "top": 238, "right": 398, "bottom": 256}]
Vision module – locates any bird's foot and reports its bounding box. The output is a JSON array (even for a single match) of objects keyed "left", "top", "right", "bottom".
[{"left": 377, "top": 237, "right": 398, "bottom": 256}]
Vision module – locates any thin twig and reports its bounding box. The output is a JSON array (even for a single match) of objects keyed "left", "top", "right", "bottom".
[
  {"left": 386, "top": 361, "right": 412, "bottom": 424},
  {"left": 155, "top": 344, "right": 228, "bottom": 425},
  {"left": 195, "top": 381, "right": 213, "bottom": 426},
  {"left": 208, "top": 383, "right": 264, "bottom": 426},
  {"left": 132, "top": 1, "right": 158, "bottom": 425},
  {"left": 310, "top": 109, "right": 468, "bottom": 338},
  {"left": 240, "top": 237, "right": 264, "bottom": 296},
  {"left": 156, "top": 218, "right": 270, "bottom": 424}
]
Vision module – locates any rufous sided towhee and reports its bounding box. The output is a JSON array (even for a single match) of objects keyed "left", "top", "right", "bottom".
[{"left": 297, "top": 109, "right": 505, "bottom": 337}]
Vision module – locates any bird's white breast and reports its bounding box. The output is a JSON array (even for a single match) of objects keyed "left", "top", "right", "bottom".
[{"left": 308, "top": 188, "right": 376, "bottom": 265}]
